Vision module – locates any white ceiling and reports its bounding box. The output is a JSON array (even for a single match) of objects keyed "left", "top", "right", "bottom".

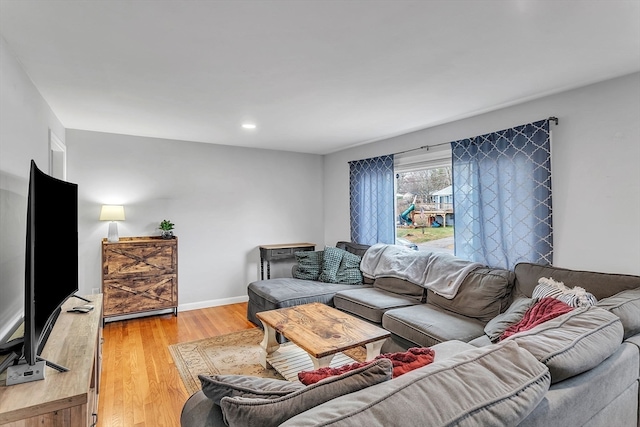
[{"left": 1, "top": 1, "right": 639, "bottom": 155}]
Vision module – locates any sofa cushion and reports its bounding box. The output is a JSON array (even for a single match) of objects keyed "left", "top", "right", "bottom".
[
  {"left": 198, "top": 374, "right": 304, "bottom": 405},
  {"left": 596, "top": 287, "right": 640, "bottom": 339},
  {"left": 504, "top": 305, "right": 623, "bottom": 384},
  {"left": 519, "top": 341, "right": 638, "bottom": 427},
  {"left": 319, "top": 246, "right": 363, "bottom": 284},
  {"left": 426, "top": 267, "right": 515, "bottom": 322},
  {"left": 219, "top": 358, "right": 392, "bottom": 427},
  {"left": 333, "top": 288, "right": 421, "bottom": 323},
  {"left": 248, "top": 278, "right": 370, "bottom": 308},
  {"left": 373, "top": 276, "right": 424, "bottom": 299},
  {"left": 382, "top": 304, "right": 486, "bottom": 347},
  {"left": 246, "top": 279, "right": 371, "bottom": 331},
  {"left": 280, "top": 340, "right": 551, "bottom": 427},
  {"left": 513, "top": 262, "right": 640, "bottom": 300},
  {"left": 532, "top": 277, "right": 597, "bottom": 307},
  {"left": 484, "top": 297, "right": 536, "bottom": 342},
  {"left": 292, "top": 250, "right": 324, "bottom": 281}
]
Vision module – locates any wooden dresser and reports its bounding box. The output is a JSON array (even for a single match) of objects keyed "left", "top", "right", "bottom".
[
  {"left": 0, "top": 295, "right": 103, "bottom": 427},
  {"left": 101, "top": 236, "right": 178, "bottom": 321}
]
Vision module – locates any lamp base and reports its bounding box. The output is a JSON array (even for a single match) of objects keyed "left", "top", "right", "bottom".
[{"left": 107, "top": 222, "right": 119, "bottom": 242}]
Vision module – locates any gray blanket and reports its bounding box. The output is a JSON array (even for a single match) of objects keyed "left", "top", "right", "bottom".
[{"left": 360, "top": 244, "right": 484, "bottom": 299}]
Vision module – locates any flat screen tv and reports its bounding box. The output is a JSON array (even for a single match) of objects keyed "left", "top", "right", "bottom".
[{"left": 23, "top": 160, "right": 79, "bottom": 367}]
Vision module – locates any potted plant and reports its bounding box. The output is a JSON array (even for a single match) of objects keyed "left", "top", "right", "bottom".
[{"left": 159, "top": 220, "right": 175, "bottom": 239}]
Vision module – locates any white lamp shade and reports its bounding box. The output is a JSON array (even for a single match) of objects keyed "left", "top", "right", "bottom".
[{"left": 100, "top": 205, "right": 126, "bottom": 221}]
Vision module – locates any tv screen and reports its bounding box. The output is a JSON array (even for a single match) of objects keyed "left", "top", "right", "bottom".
[{"left": 23, "top": 160, "right": 78, "bottom": 366}]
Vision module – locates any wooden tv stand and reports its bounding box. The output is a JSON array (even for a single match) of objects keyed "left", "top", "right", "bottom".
[{"left": 0, "top": 294, "right": 103, "bottom": 427}]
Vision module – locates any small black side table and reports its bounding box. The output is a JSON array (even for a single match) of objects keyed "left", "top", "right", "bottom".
[{"left": 259, "top": 243, "right": 316, "bottom": 279}]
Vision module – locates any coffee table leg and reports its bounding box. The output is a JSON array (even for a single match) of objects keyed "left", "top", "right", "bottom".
[
  {"left": 365, "top": 339, "right": 386, "bottom": 360},
  {"left": 310, "top": 354, "right": 335, "bottom": 370},
  {"left": 259, "top": 321, "right": 280, "bottom": 369}
]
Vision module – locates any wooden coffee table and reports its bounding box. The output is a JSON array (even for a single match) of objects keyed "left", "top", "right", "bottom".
[{"left": 256, "top": 302, "right": 390, "bottom": 372}]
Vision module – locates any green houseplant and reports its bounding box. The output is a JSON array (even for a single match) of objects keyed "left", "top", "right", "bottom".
[{"left": 159, "top": 219, "right": 175, "bottom": 239}]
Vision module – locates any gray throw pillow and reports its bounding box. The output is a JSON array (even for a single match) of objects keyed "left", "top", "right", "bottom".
[
  {"left": 292, "top": 250, "right": 324, "bottom": 281},
  {"left": 220, "top": 358, "right": 393, "bottom": 427},
  {"left": 484, "top": 297, "right": 536, "bottom": 342},
  {"left": 597, "top": 287, "right": 640, "bottom": 339},
  {"left": 199, "top": 374, "right": 304, "bottom": 405}
]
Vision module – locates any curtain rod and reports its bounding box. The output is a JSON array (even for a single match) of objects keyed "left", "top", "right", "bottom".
[{"left": 394, "top": 116, "right": 559, "bottom": 157}]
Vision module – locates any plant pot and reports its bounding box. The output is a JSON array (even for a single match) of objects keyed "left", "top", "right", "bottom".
[{"left": 161, "top": 230, "right": 174, "bottom": 239}]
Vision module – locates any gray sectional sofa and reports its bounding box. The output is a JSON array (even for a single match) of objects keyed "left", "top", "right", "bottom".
[
  {"left": 182, "top": 242, "right": 640, "bottom": 426},
  {"left": 248, "top": 241, "right": 516, "bottom": 350}
]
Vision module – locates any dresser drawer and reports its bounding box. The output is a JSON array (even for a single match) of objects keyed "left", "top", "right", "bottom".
[
  {"left": 264, "top": 247, "right": 292, "bottom": 258},
  {"left": 260, "top": 244, "right": 315, "bottom": 261},
  {"left": 103, "top": 274, "right": 177, "bottom": 317},
  {"left": 103, "top": 241, "right": 176, "bottom": 277}
]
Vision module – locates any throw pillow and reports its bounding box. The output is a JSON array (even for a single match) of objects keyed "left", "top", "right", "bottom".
[
  {"left": 335, "top": 250, "right": 363, "bottom": 285},
  {"left": 318, "top": 246, "right": 343, "bottom": 283},
  {"left": 219, "top": 358, "right": 393, "bottom": 427},
  {"left": 292, "top": 250, "right": 324, "bottom": 281},
  {"left": 484, "top": 297, "right": 536, "bottom": 342},
  {"left": 500, "top": 297, "right": 573, "bottom": 340},
  {"left": 597, "top": 287, "right": 640, "bottom": 339},
  {"left": 318, "top": 246, "right": 363, "bottom": 284},
  {"left": 297, "top": 347, "right": 435, "bottom": 385},
  {"left": 199, "top": 374, "right": 304, "bottom": 405},
  {"left": 533, "top": 277, "right": 597, "bottom": 307}
]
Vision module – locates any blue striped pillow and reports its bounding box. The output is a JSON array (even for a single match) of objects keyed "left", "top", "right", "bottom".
[{"left": 533, "top": 277, "right": 597, "bottom": 307}]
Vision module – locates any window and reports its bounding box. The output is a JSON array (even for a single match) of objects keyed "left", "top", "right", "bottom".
[{"left": 394, "top": 148, "right": 454, "bottom": 254}]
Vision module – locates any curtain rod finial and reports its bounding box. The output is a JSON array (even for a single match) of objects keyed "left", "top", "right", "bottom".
[{"left": 549, "top": 116, "right": 559, "bottom": 125}]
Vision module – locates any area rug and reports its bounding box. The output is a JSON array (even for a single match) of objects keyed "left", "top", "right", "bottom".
[{"left": 169, "top": 328, "right": 366, "bottom": 395}]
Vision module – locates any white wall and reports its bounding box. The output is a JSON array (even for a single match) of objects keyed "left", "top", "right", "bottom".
[
  {"left": 66, "top": 130, "right": 324, "bottom": 309},
  {"left": 0, "top": 35, "right": 66, "bottom": 339},
  {"left": 324, "top": 73, "right": 640, "bottom": 276}
]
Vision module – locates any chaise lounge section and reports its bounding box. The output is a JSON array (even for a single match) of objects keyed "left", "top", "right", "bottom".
[{"left": 246, "top": 242, "right": 371, "bottom": 335}]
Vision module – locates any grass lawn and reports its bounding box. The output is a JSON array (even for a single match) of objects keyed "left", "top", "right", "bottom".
[{"left": 397, "top": 226, "right": 454, "bottom": 244}]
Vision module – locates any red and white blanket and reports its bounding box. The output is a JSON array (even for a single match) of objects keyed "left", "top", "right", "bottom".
[
  {"left": 298, "top": 347, "right": 435, "bottom": 385},
  {"left": 501, "top": 297, "right": 573, "bottom": 340}
]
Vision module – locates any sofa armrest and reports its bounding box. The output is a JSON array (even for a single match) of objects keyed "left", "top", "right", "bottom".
[{"left": 180, "top": 390, "right": 226, "bottom": 427}]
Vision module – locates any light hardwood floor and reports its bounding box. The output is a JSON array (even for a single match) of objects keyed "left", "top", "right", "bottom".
[{"left": 97, "top": 302, "right": 255, "bottom": 427}]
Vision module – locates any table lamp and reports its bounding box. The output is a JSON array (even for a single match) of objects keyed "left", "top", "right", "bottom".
[{"left": 100, "top": 205, "right": 125, "bottom": 242}]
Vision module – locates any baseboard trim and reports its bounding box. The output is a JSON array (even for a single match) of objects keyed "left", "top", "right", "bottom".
[{"left": 179, "top": 295, "right": 249, "bottom": 312}]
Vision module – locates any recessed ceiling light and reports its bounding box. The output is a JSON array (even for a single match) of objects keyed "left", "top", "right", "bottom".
[{"left": 242, "top": 123, "right": 256, "bottom": 129}]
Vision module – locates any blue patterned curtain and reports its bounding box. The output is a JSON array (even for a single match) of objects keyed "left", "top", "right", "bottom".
[
  {"left": 349, "top": 155, "right": 395, "bottom": 245},
  {"left": 451, "top": 119, "right": 552, "bottom": 269}
]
